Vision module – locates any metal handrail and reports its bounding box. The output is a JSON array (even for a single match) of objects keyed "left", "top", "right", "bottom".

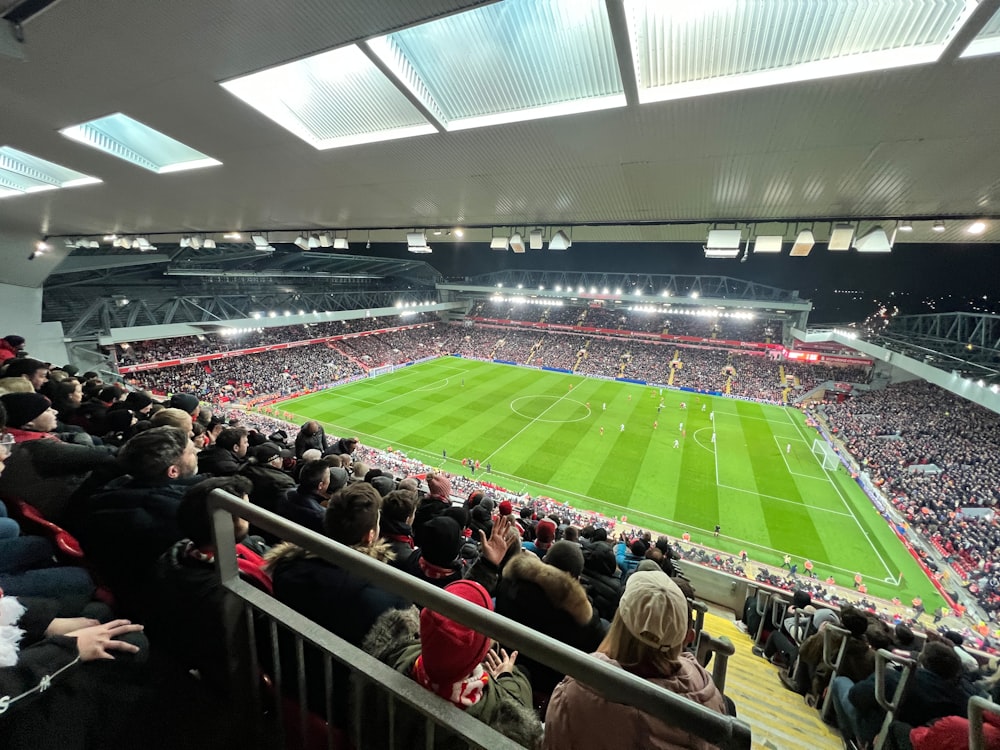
[
  {"left": 208, "top": 490, "right": 753, "bottom": 749},
  {"left": 970, "top": 695, "right": 1000, "bottom": 750},
  {"left": 819, "top": 624, "right": 851, "bottom": 723},
  {"left": 872, "top": 649, "right": 916, "bottom": 750}
]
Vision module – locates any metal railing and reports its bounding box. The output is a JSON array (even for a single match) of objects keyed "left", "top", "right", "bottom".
[
  {"left": 208, "top": 490, "right": 753, "bottom": 749},
  {"left": 970, "top": 696, "right": 1000, "bottom": 750}
]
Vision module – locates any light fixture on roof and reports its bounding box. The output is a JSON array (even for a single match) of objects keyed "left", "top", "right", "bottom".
[
  {"left": 454, "top": 228, "right": 465, "bottom": 238},
  {"left": 307, "top": 233, "right": 320, "bottom": 249},
  {"left": 251, "top": 233, "right": 273, "bottom": 251},
  {"left": 294, "top": 233, "right": 310, "bottom": 250},
  {"left": 333, "top": 237, "right": 349, "bottom": 250},
  {"left": 828, "top": 224, "right": 855, "bottom": 251},
  {"left": 789, "top": 229, "right": 815, "bottom": 257},
  {"left": 898, "top": 220, "right": 913, "bottom": 232},
  {"left": 490, "top": 229, "right": 509, "bottom": 251},
  {"left": 202, "top": 237, "right": 217, "bottom": 249},
  {"left": 529, "top": 229, "right": 544, "bottom": 250},
  {"left": 968, "top": 221, "right": 987, "bottom": 235},
  {"left": 853, "top": 226, "right": 892, "bottom": 252},
  {"left": 223, "top": 232, "right": 242, "bottom": 240},
  {"left": 407, "top": 231, "right": 428, "bottom": 250},
  {"left": 318, "top": 232, "right": 333, "bottom": 248},
  {"left": 179, "top": 235, "right": 191, "bottom": 249},
  {"left": 189, "top": 234, "right": 203, "bottom": 250},
  {"left": 509, "top": 232, "right": 525, "bottom": 254},
  {"left": 548, "top": 229, "right": 571, "bottom": 251},
  {"left": 932, "top": 221, "right": 945, "bottom": 232},
  {"left": 703, "top": 228, "right": 742, "bottom": 259},
  {"left": 752, "top": 235, "right": 783, "bottom": 254}
]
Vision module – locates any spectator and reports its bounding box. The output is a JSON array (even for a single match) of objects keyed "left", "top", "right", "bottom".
[{"left": 197, "top": 427, "right": 249, "bottom": 476}]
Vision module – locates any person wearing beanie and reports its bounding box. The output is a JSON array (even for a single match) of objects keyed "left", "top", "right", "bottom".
[
  {"left": 468, "top": 498, "right": 494, "bottom": 540},
  {"left": 494, "top": 540, "right": 606, "bottom": 696},
  {"left": 426, "top": 472, "right": 453, "bottom": 502},
  {"left": 0, "top": 392, "right": 58, "bottom": 438},
  {"left": 168, "top": 392, "right": 201, "bottom": 419},
  {"left": 122, "top": 390, "right": 154, "bottom": 416},
  {"left": 614, "top": 537, "right": 648, "bottom": 576},
  {"left": 2, "top": 358, "right": 49, "bottom": 391},
  {"left": 360, "top": 580, "right": 542, "bottom": 748},
  {"left": 522, "top": 517, "right": 557, "bottom": 558},
  {"left": 237, "top": 442, "right": 296, "bottom": 531},
  {"left": 380, "top": 488, "right": 419, "bottom": 560},
  {"left": 498, "top": 499, "right": 513, "bottom": 517},
  {"left": 544, "top": 570, "right": 729, "bottom": 750}
]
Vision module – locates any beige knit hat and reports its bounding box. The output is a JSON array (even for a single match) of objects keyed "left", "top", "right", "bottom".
[{"left": 617, "top": 571, "right": 689, "bottom": 660}]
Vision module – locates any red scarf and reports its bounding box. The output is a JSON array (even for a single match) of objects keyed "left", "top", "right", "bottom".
[
  {"left": 418, "top": 556, "right": 456, "bottom": 580},
  {"left": 411, "top": 655, "right": 488, "bottom": 708}
]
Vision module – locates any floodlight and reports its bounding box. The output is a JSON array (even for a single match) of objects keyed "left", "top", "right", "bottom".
[
  {"left": 704, "top": 229, "right": 741, "bottom": 258},
  {"left": 549, "top": 230, "right": 571, "bottom": 250},
  {"left": 179, "top": 236, "right": 191, "bottom": 248},
  {"left": 408, "top": 244, "right": 432, "bottom": 254},
  {"left": 490, "top": 236, "right": 509, "bottom": 251},
  {"left": 407, "top": 231, "right": 427, "bottom": 248},
  {"left": 529, "top": 229, "right": 543, "bottom": 250},
  {"left": 853, "top": 226, "right": 892, "bottom": 253},
  {"left": 318, "top": 232, "right": 333, "bottom": 248},
  {"left": 828, "top": 224, "right": 854, "bottom": 251},
  {"left": 968, "top": 221, "right": 987, "bottom": 235},
  {"left": 333, "top": 237, "right": 349, "bottom": 250},
  {"left": 251, "top": 234, "right": 273, "bottom": 251},
  {"left": 932, "top": 221, "right": 945, "bottom": 232},
  {"left": 203, "top": 238, "right": 217, "bottom": 249},
  {"left": 752, "top": 235, "right": 783, "bottom": 254},
  {"left": 294, "top": 233, "right": 309, "bottom": 250},
  {"left": 190, "top": 234, "right": 203, "bottom": 250},
  {"left": 509, "top": 232, "right": 525, "bottom": 254},
  {"left": 307, "top": 234, "right": 320, "bottom": 249},
  {"left": 898, "top": 221, "right": 913, "bottom": 232},
  {"left": 789, "top": 230, "right": 815, "bottom": 257}
]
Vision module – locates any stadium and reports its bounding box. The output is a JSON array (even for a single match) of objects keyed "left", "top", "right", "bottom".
[{"left": 3, "top": 1, "right": 1000, "bottom": 749}]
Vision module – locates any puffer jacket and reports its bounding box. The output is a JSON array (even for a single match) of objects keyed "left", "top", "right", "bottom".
[
  {"left": 544, "top": 651, "right": 729, "bottom": 750},
  {"left": 580, "top": 542, "right": 623, "bottom": 621}
]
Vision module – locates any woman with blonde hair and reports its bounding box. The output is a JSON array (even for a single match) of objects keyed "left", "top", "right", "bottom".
[{"left": 544, "top": 570, "right": 731, "bottom": 750}]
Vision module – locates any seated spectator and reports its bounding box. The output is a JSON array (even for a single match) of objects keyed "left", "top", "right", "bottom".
[
  {"left": 266, "top": 482, "right": 410, "bottom": 723},
  {"left": 359, "top": 580, "right": 542, "bottom": 748},
  {"left": 0, "top": 394, "right": 117, "bottom": 524},
  {"left": 150, "top": 407, "right": 193, "bottom": 435},
  {"left": 238, "top": 442, "right": 295, "bottom": 516},
  {"left": 380, "top": 488, "right": 418, "bottom": 560},
  {"left": 522, "top": 517, "right": 556, "bottom": 558},
  {"left": 2, "top": 358, "right": 49, "bottom": 392},
  {"left": 72, "top": 426, "right": 201, "bottom": 614},
  {"left": 168, "top": 393, "right": 201, "bottom": 421},
  {"left": 197, "top": 427, "right": 248, "bottom": 476},
  {"left": 943, "top": 630, "right": 980, "bottom": 674},
  {"left": 495, "top": 540, "right": 606, "bottom": 696},
  {"left": 275, "top": 459, "right": 342, "bottom": 535},
  {"left": 145, "top": 476, "right": 270, "bottom": 701},
  {"left": 580, "top": 541, "right": 623, "bottom": 623},
  {"left": 615, "top": 537, "right": 647, "bottom": 577},
  {"left": 544, "top": 570, "right": 731, "bottom": 750}
]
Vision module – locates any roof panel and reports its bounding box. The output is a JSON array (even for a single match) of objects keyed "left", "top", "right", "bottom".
[
  {"left": 377, "top": 0, "right": 626, "bottom": 129},
  {"left": 626, "top": 0, "right": 970, "bottom": 103},
  {"left": 0, "top": 146, "right": 101, "bottom": 198},
  {"left": 59, "top": 113, "right": 222, "bottom": 174},
  {"left": 220, "top": 45, "right": 437, "bottom": 149},
  {"left": 962, "top": 3, "right": 1000, "bottom": 57}
]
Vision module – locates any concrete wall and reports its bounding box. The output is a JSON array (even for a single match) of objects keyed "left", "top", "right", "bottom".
[{"left": 0, "top": 283, "right": 68, "bottom": 366}]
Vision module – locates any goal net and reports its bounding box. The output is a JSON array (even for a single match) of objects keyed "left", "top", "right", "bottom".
[
  {"left": 369, "top": 364, "right": 395, "bottom": 379},
  {"left": 811, "top": 438, "right": 840, "bottom": 471}
]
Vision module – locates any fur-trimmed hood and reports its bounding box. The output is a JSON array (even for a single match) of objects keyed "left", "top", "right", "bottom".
[
  {"left": 264, "top": 538, "right": 395, "bottom": 571},
  {"left": 502, "top": 551, "right": 593, "bottom": 625}
]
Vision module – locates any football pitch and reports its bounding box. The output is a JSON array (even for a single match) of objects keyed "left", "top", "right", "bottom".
[{"left": 278, "top": 357, "right": 943, "bottom": 606}]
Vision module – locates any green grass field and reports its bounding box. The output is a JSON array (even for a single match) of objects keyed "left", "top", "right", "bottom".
[{"left": 278, "top": 357, "right": 943, "bottom": 607}]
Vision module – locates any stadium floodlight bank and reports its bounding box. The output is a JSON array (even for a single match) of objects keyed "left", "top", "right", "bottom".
[{"left": 207, "top": 490, "right": 753, "bottom": 750}]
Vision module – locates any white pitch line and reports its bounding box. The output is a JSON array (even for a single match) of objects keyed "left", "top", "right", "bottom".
[
  {"left": 783, "top": 408, "right": 896, "bottom": 581},
  {"left": 483, "top": 378, "right": 589, "bottom": 465},
  {"left": 772, "top": 434, "right": 829, "bottom": 481}
]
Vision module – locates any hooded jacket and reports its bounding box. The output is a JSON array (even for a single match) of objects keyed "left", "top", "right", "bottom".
[
  {"left": 494, "top": 552, "right": 605, "bottom": 694},
  {"left": 356, "top": 607, "right": 543, "bottom": 750},
  {"left": 239, "top": 461, "right": 296, "bottom": 514},
  {"left": 580, "top": 542, "right": 623, "bottom": 622},
  {"left": 544, "top": 651, "right": 729, "bottom": 750}
]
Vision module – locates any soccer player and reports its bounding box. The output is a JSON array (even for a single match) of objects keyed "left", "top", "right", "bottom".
[
  {"left": 701, "top": 403, "right": 706, "bottom": 412},
  {"left": 714, "top": 524, "right": 720, "bottom": 537},
  {"left": 602, "top": 402, "right": 606, "bottom": 411},
  {"left": 657, "top": 404, "right": 662, "bottom": 414},
  {"left": 586, "top": 401, "right": 591, "bottom": 410},
  {"left": 599, "top": 426, "right": 605, "bottom": 436},
  {"left": 709, "top": 412, "right": 714, "bottom": 422},
  {"left": 710, "top": 433, "right": 716, "bottom": 444},
  {"left": 619, "top": 424, "right": 625, "bottom": 432},
  {"left": 673, "top": 439, "right": 679, "bottom": 448},
  {"left": 680, "top": 401, "right": 686, "bottom": 409},
  {"left": 627, "top": 394, "right": 631, "bottom": 402},
  {"left": 781, "top": 553, "right": 792, "bottom": 569},
  {"left": 678, "top": 421, "right": 684, "bottom": 432},
  {"left": 653, "top": 420, "right": 658, "bottom": 430},
  {"left": 786, "top": 443, "right": 791, "bottom": 454},
  {"left": 442, "top": 448, "right": 447, "bottom": 461}
]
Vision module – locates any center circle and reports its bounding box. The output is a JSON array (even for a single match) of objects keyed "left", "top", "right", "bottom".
[{"left": 510, "top": 395, "right": 591, "bottom": 424}]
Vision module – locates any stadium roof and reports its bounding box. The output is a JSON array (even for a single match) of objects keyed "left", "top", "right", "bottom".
[{"left": 3, "top": 0, "right": 1000, "bottom": 289}]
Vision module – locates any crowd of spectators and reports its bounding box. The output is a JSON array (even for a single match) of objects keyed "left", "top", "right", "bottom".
[
  {"left": 821, "top": 380, "right": 1000, "bottom": 616},
  {"left": 108, "top": 313, "right": 437, "bottom": 365}
]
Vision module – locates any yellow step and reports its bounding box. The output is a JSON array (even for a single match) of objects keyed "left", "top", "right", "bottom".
[{"left": 704, "top": 612, "right": 842, "bottom": 750}]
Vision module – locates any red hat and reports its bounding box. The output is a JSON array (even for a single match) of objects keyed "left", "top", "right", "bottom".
[
  {"left": 535, "top": 518, "right": 556, "bottom": 545},
  {"left": 419, "top": 580, "right": 493, "bottom": 686},
  {"left": 427, "top": 473, "right": 452, "bottom": 501},
  {"left": 498, "top": 500, "right": 513, "bottom": 516}
]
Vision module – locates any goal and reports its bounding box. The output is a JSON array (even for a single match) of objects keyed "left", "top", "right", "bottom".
[
  {"left": 369, "top": 364, "right": 395, "bottom": 379},
  {"left": 811, "top": 438, "right": 840, "bottom": 471}
]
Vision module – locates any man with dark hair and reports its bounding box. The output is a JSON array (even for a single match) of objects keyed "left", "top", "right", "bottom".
[
  {"left": 276, "top": 459, "right": 331, "bottom": 534},
  {"left": 267, "top": 482, "right": 409, "bottom": 723},
  {"left": 239, "top": 442, "right": 296, "bottom": 517},
  {"left": 0, "top": 334, "right": 25, "bottom": 364},
  {"left": 327, "top": 435, "right": 358, "bottom": 456},
  {"left": 146, "top": 475, "right": 270, "bottom": 706},
  {"left": 73, "top": 426, "right": 201, "bottom": 613},
  {"left": 198, "top": 427, "right": 249, "bottom": 476},
  {"left": 2, "top": 357, "right": 49, "bottom": 391},
  {"left": 380, "top": 488, "right": 418, "bottom": 559}
]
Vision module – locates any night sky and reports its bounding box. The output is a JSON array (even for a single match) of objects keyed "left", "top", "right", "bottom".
[{"left": 369, "top": 240, "right": 1000, "bottom": 325}]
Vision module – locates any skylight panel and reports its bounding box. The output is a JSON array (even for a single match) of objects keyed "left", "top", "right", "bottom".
[
  {"left": 0, "top": 146, "right": 101, "bottom": 198},
  {"left": 220, "top": 45, "right": 437, "bottom": 150},
  {"left": 624, "top": 0, "right": 971, "bottom": 103},
  {"left": 59, "top": 113, "right": 221, "bottom": 173},
  {"left": 372, "top": 0, "right": 625, "bottom": 130},
  {"left": 961, "top": 4, "right": 1000, "bottom": 58}
]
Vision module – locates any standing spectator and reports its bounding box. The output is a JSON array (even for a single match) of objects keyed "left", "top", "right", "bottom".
[
  {"left": 197, "top": 427, "right": 249, "bottom": 476},
  {"left": 0, "top": 334, "right": 25, "bottom": 364},
  {"left": 294, "top": 420, "right": 328, "bottom": 458},
  {"left": 239, "top": 442, "right": 296, "bottom": 515}
]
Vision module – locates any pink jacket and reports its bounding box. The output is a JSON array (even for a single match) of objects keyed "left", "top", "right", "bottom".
[{"left": 544, "top": 651, "right": 729, "bottom": 750}]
